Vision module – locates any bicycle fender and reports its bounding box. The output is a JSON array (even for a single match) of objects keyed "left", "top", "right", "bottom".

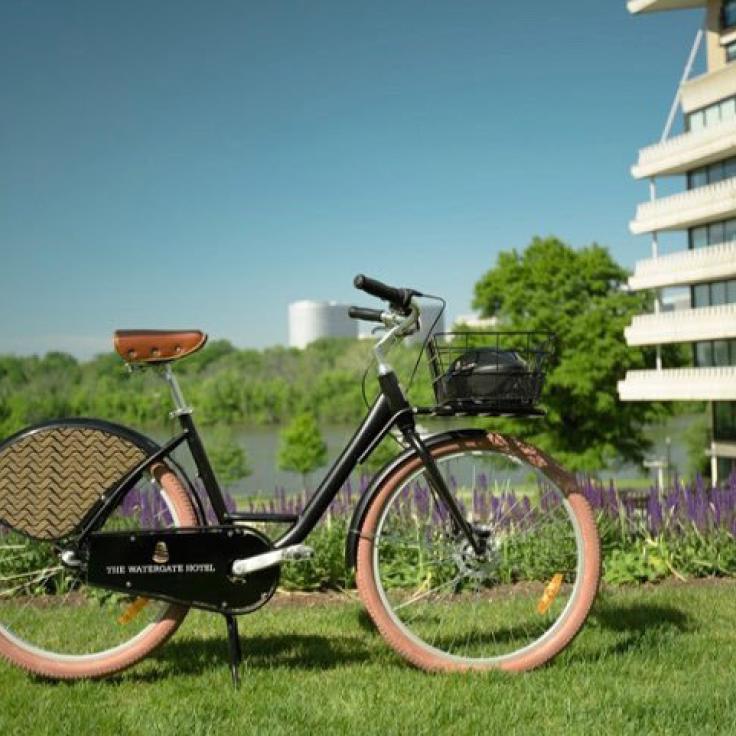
[{"left": 345, "top": 428, "right": 486, "bottom": 569}]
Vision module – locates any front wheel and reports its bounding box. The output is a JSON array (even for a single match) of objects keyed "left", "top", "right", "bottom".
[{"left": 356, "top": 432, "right": 600, "bottom": 672}]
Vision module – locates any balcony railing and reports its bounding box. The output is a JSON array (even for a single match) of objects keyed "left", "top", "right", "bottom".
[
  {"left": 624, "top": 304, "right": 736, "bottom": 346},
  {"left": 632, "top": 118, "right": 736, "bottom": 179},
  {"left": 628, "top": 0, "right": 705, "bottom": 13},
  {"left": 629, "top": 241, "right": 736, "bottom": 290},
  {"left": 630, "top": 179, "right": 736, "bottom": 234},
  {"left": 618, "top": 366, "right": 736, "bottom": 401}
]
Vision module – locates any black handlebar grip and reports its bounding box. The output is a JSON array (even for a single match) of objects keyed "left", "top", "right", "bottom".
[
  {"left": 348, "top": 306, "right": 384, "bottom": 323},
  {"left": 353, "top": 274, "right": 419, "bottom": 314}
]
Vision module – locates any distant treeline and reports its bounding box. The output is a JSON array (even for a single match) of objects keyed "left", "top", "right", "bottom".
[{"left": 0, "top": 339, "right": 436, "bottom": 439}]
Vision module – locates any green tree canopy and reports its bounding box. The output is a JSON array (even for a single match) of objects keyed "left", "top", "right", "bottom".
[
  {"left": 207, "top": 427, "right": 252, "bottom": 486},
  {"left": 277, "top": 412, "right": 328, "bottom": 486},
  {"left": 473, "top": 236, "right": 663, "bottom": 471}
]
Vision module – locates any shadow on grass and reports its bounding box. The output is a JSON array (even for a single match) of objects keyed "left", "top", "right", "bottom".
[
  {"left": 582, "top": 600, "right": 694, "bottom": 659},
  {"left": 356, "top": 608, "right": 377, "bottom": 633},
  {"left": 27, "top": 630, "right": 374, "bottom": 686},
  {"left": 125, "top": 631, "right": 373, "bottom": 680},
  {"left": 30, "top": 600, "right": 696, "bottom": 685}
]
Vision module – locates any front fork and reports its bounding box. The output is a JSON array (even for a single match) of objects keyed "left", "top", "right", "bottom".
[{"left": 378, "top": 372, "right": 484, "bottom": 557}]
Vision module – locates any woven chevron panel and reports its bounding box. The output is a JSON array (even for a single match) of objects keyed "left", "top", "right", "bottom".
[{"left": 0, "top": 427, "right": 146, "bottom": 540}]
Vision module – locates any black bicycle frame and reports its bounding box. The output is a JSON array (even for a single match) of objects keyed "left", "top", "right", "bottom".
[{"left": 78, "top": 371, "right": 480, "bottom": 555}]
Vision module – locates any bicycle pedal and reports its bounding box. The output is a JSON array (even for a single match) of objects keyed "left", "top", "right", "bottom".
[{"left": 282, "top": 544, "right": 314, "bottom": 562}]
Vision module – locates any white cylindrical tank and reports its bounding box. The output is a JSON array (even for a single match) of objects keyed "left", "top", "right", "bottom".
[{"left": 288, "top": 301, "right": 357, "bottom": 349}]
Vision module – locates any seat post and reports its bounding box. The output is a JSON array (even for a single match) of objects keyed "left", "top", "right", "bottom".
[{"left": 160, "top": 364, "right": 192, "bottom": 417}]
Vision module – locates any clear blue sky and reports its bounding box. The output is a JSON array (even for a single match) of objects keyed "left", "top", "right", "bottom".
[{"left": 0, "top": 1, "right": 704, "bottom": 358}]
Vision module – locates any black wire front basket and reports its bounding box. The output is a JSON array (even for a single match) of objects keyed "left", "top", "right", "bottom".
[{"left": 425, "top": 331, "right": 554, "bottom": 415}]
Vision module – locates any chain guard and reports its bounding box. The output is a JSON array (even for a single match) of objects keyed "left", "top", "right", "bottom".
[{"left": 86, "top": 525, "right": 279, "bottom": 614}]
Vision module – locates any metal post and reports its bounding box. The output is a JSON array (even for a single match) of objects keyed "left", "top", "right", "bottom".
[
  {"left": 711, "top": 443, "right": 718, "bottom": 487},
  {"left": 161, "top": 364, "right": 192, "bottom": 416},
  {"left": 660, "top": 28, "right": 703, "bottom": 143}
]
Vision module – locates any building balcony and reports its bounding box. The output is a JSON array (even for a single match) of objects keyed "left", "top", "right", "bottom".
[
  {"left": 712, "top": 441, "right": 736, "bottom": 459},
  {"left": 618, "top": 367, "right": 736, "bottom": 401},
  {"left": 633, "top": 118, "right": 736, "bottom": 179},
  {"left": 680, "top": 63, "right": 736, "bottom": 116},
  {"left": 624, "top": 304, "right": 736, "bottom": 346},
  {"left": 628, "top": 241, "right": 736, "bottom": 290},
  {"left": 627, "top": 0, "right": 704, "bottom": 13},
  {"left": 630, "top": 179, "right": 736, "bottom": 234}
]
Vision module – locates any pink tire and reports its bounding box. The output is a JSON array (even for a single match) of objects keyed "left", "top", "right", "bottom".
[{"left": 356, "top": 433, "right": 600, "bottom": 672}]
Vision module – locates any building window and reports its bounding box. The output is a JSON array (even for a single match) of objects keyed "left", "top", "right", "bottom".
[
  {"left": 696, "top": 341, "right": 714, "bottom": 366},
  {"left": 724, "top": 97, "right": 736, "bottom": 120},
  {"left": 726, "top": 218, "right": 736, "bottom": 242},
  {"left": 694, "top": 340, "right": 736, "bottom": 368},
  {"left": 728, "top": 280, "right": 736, "bottom": 302},
  {"left": 690, "top": 279, "right": 736, "bottom": 307},
  {"left": 690, "top": 226, "right": 708, "bottom": 249},
  {"left": 727, "top": 42, "right": 736, "bottom": 63},
  {"left": 712, "top": 281, "right": 728, "bottom": 305},
  {"left": 688, "top": 216, "right": 736, "bottom": 248},
  {"left": 724, "top": 0, "right": 736, "bottom": 29},
  {"left": 714, "top": 340, "right": 731, "bottom": 365},
  {"left": 686, "top": 155, "right": 736, "bottom": 190},
  {"left": 692, "top": 283, "right": 711, "bottom": 307},
  {"left": 689, "top": 109, "right": 705, "bottom": 131},
  {"left": 688, "top": 167, "right": 708, "bottom": 189},
  {"left": 686, "top": 95, "right": 736, "bottom": 130},
  {"left": 710, "top": 221, "right": 726, "bottom": 244},
  {"left": 714, "top": 402, "right": 736, "bottom": 442}
]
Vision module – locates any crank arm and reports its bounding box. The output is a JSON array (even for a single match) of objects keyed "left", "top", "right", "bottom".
[{"left": 231, "top": 544, "right": 313, "bottom": 576}]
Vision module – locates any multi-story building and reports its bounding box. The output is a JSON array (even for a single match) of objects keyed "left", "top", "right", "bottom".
[
  {"left": 288, "top": 300, "right": 357, "bottom": 349},
  {"left": 618, "top": 0, "right": 736, "bottom": 482}
]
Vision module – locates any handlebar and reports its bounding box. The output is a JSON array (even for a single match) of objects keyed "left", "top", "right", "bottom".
[
  {"left": 353, "top": 274, "right": 421, "bottom": 315},
  {"left": 350, "top": 274, "right": 429, "bottom": 376},
  {"left": 347, "top": 306, "right": 384, "bottom": 323}
]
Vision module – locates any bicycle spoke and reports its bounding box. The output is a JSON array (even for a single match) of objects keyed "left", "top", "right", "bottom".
[{"left": 393, "top": 575, "right": 465, "bottom": 612}]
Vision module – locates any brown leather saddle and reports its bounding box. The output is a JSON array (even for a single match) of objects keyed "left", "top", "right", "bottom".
[{"left": 113, "top": 330, "right": 208, "bottom": 364}]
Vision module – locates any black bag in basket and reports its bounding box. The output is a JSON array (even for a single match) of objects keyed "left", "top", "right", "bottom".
[{"left": 435, "top": 348, "right": 538, "bottom": 407}]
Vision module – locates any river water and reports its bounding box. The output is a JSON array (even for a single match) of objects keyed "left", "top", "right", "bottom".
[{"left": 170, "top": 412, "right": 699, "bottom": 498}]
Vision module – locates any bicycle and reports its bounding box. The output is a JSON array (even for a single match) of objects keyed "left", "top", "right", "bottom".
[{"left": 0, "top": 275, "right": 600, "bottom": 683}]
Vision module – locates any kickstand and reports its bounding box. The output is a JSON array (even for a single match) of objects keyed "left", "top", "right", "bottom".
[{"left": 224, "top": 614, "right": 242, "bottom": 688}]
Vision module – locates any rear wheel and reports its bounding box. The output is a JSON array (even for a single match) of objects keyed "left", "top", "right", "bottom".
[
  {"left": 0, "top": 464, "right": 197, "bottom": 679},
  {"left": 356, "top": 433, "right": 600, "bottom": 672}
]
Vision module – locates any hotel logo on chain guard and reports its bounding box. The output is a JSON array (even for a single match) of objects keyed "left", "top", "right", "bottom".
[{"left": 86, "top": 526, "right": 279, "bottom": 614}]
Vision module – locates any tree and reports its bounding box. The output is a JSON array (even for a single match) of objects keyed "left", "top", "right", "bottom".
[
  {"left": 277, "top": 412, "right": 328, "bottom": 487},
  {"left": 472, "top": 236, "right": 668, "bottom": 471},
  {"left": 207, "top": 428, "right": 252, "bottom": 486}
]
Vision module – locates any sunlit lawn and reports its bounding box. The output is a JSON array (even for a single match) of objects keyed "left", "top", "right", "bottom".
[{"left": 2, "top": 580, "right": 736, "bottom": 735}]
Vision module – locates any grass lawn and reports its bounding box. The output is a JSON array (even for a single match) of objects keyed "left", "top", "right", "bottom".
[{"left": 2, "top": 580, "right": 736, "bottom": 735}]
